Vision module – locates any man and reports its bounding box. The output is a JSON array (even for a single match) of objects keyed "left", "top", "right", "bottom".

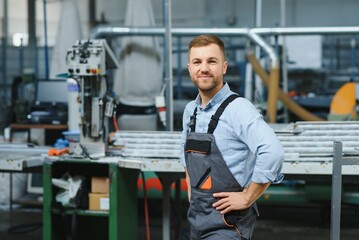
[{"left": 180, "top": 34, "right": 284, "bottom": 239}]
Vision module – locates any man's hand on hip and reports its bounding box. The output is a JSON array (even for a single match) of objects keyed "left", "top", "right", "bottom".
[{"left": 212, "top": 188, "right": 250, "bottom": 214}]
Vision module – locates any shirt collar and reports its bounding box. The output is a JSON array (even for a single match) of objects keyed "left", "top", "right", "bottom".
[{"left": 195, "top": 82, "right": 231, "bottom": 110}]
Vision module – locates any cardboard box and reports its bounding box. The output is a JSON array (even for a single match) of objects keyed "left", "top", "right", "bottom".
[
  {"left": 89, "top": 192, "right": 109, "bottom": 211},
  {"left": 91, "top": 176, "right": 109, "bottom": 193}
]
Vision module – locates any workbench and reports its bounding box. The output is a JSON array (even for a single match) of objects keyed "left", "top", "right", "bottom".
[
  {"left": 1, "top": 121, "right": 359, "bottom": 240},
  {"left": 10, "top": 123, "right": 67, "bottom": 145}
]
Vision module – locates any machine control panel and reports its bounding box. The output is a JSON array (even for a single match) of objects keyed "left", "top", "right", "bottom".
[{"left": 66, "top": 39, "right": 119, "bottom": 76}]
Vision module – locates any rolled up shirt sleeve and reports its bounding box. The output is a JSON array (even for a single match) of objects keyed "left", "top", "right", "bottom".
[{"left": 251, "top": 124, "right": 284, "bottom": 184}]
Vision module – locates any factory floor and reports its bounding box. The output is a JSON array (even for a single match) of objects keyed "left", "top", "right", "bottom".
[{"left": 1, "top": 201, "right": 359, "bottom": 240}]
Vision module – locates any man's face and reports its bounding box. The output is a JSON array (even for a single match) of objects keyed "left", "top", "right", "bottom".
[{"left": 188, "top": 43, "right": 228, "bottom": 94}]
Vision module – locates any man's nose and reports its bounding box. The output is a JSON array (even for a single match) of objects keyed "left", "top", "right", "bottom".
[{"left": 200, "top": 63, "right": 209, "bottom": 72}]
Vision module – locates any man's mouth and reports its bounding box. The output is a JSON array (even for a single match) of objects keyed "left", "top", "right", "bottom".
[{"left": 198, "top": 75, "right": 211, "bottom": 79}]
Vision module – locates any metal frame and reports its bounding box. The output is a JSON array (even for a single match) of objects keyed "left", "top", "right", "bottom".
[
  {"left": 89, "top": 25, "right": 359, "bottom": 125},
  {"left": 331, "top": 142, "right": 359, "bottom": 240}
]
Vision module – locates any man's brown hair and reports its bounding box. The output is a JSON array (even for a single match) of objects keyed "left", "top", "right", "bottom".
[{"left": 188, "top": 34, "right": 226, "bottom": 60}]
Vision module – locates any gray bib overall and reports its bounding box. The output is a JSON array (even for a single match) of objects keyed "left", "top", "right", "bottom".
[{"left": 185, "top": 95, "right": 258, "bottom": 240}]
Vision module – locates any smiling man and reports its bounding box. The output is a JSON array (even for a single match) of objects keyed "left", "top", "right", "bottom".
[{"left": 180, "top": 34, "right": 285, "bottom": 239}]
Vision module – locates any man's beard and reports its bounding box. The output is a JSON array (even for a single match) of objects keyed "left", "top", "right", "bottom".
[{"left": 194, "top": 78, "right": 222, "bottom": 93}]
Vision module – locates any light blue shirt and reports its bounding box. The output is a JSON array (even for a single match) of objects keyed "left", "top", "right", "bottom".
[{"left": 180, "top": 83, "right": 284, "bottom": 187}]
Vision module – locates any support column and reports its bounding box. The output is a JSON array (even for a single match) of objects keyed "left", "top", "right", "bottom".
[
  {"left": 27, "top": 0, "right": 37, "bottom": 76},
  {"left": 330, "top": 141, "right": 342, "bottom": 240}
]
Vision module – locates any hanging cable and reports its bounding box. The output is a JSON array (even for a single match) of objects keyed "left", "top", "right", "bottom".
[
  {"left": 113, "top": 109, "right": 120, "bottom": 131},
  {"left": 141, "top": 171, "right": 151, "bottom": 240},
  {"left": 111, "top": 91, "right": 120, "bottom": 132}
]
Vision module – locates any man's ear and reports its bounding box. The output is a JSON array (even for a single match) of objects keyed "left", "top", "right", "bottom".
[{"left": 223, "top": 61, "right": 228, "bottom": 74}]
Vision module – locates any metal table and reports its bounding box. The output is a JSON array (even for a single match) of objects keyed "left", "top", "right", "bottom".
[
  {"left": 0, "top": 144, "right": 51, "bottom": 210},
  {"left": 0, "top": 143, "right": 50, "bottom": 171}
]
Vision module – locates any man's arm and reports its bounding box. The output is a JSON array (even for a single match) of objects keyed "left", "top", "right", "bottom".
[{"left": 212, "top": 181, "right": 270, "bottom": 214}]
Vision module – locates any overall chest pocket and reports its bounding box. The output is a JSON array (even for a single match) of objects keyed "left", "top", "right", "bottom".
[
  {"left": 185, "top": 139, "right": 211, "bottom": 154},
  {"left": 185, "top": 139, "right": 212, "bottom": 190}
]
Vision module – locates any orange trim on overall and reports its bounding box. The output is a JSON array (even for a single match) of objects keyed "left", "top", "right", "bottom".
[
  {"left": 222, "top": 214, "right": 241, "bottom": 237},
  {"left": 200, "top": 176, "right": 212, "bottom": 190},
  {"left": 185, "top": 150, "right": 208, "bottom": 154}
]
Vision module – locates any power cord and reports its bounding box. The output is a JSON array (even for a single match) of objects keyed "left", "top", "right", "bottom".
[{"left": 141, "top": 171, "right": 151, "bottom": 240}]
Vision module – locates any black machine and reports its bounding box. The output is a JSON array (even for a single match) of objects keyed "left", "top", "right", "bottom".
[{"left": 27, "top": 80, "right": 68, "bottom": 124}]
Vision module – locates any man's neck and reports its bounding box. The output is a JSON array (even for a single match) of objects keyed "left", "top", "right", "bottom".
[{"left": 199, "top": 82, "right": 224, "bottom": 107}]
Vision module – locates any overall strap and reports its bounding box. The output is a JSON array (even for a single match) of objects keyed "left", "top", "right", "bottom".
[
  {"left": 189, "top": 107, "right": 198, "bottom": 132},
  {"left": 208, "top": 94, "right": 239, "bottom": 134}
]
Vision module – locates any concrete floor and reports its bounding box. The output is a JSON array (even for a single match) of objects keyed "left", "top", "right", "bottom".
[{"left": 1, "top": 202, "right": 359, "bottom": 240}]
